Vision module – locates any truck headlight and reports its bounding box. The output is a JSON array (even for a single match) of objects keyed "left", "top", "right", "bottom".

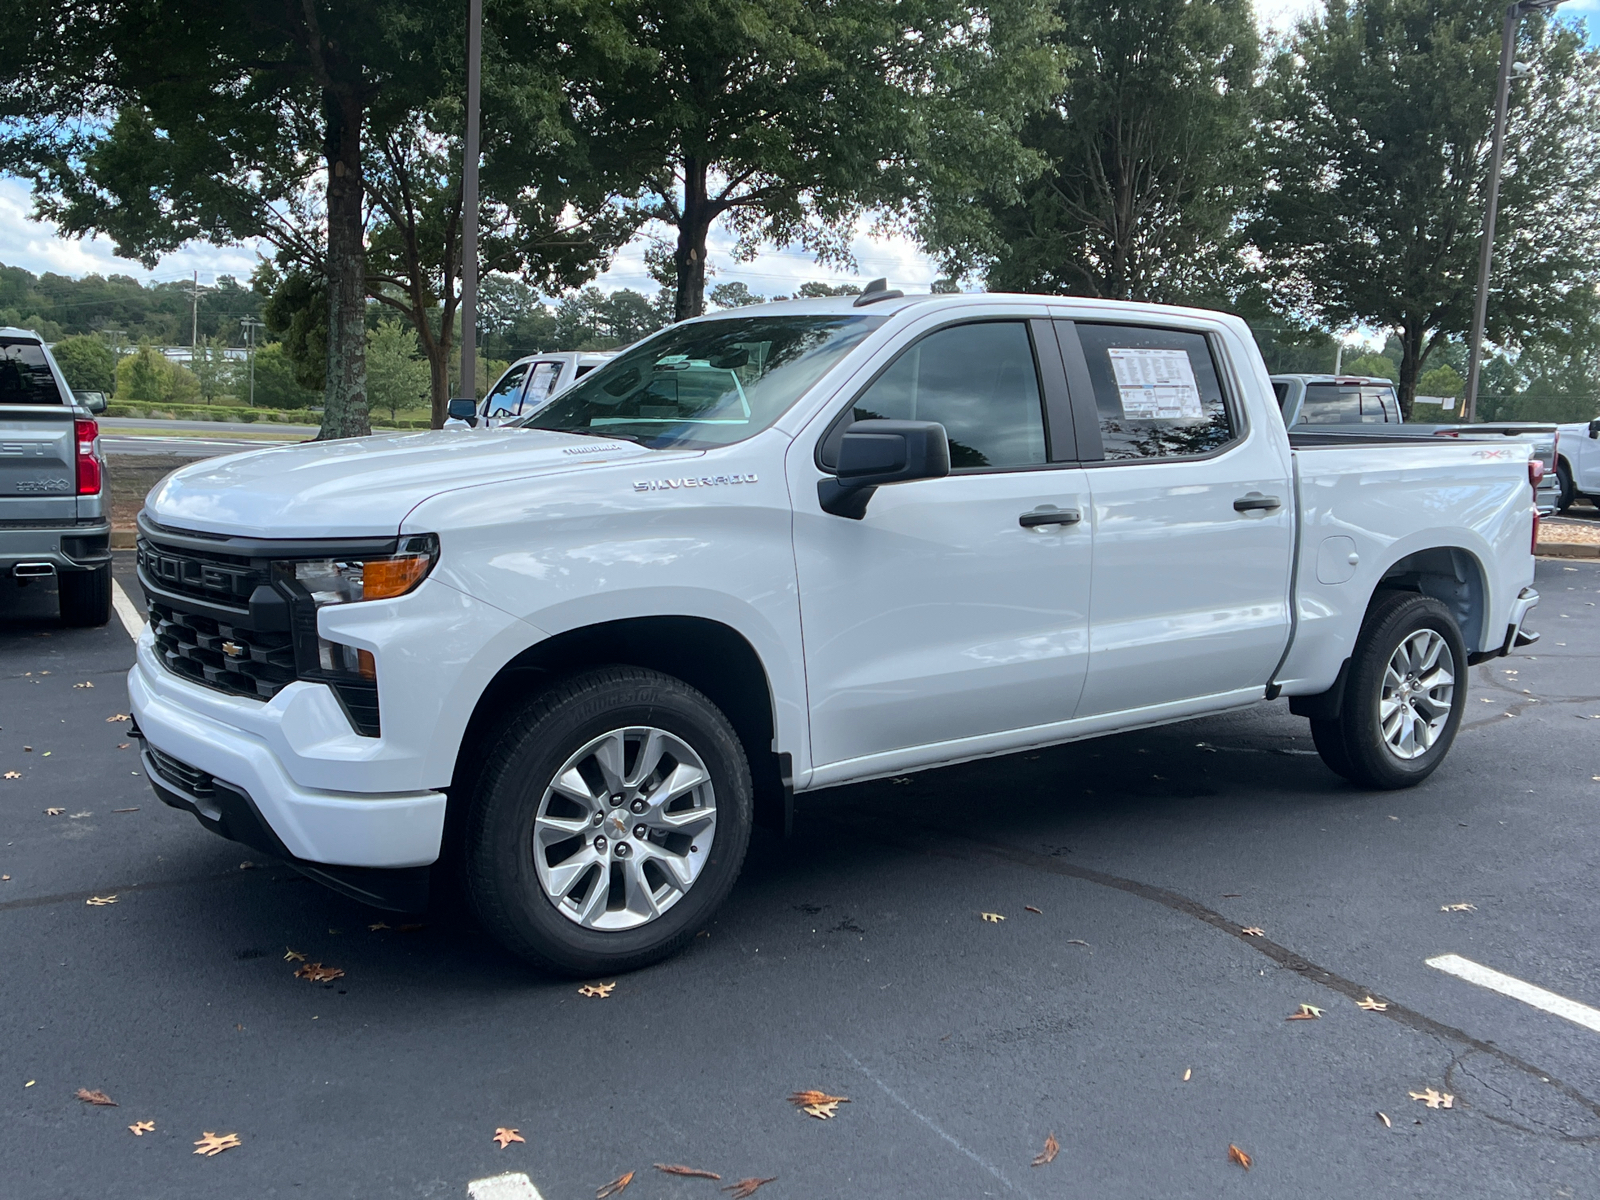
[{"left": 278, "top": 534, "right": 438, "bottom": 606}]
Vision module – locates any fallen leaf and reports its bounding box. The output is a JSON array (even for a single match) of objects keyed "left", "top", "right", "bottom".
[
  {"left": 368, "top": 922, "right": 390, "bottom": 932},
  {"left": 1357, "top": 996, "right": 1388, "bottom": 1012},
  {"left": 192, "top": 1131, "right": 241, "bottom": 1156},
  {"left": 237, "top": 861, "right": 253, "bottom": 870},
  {"left": 1222, "top": 893, "right": 1242, "bottom": 898},
  {"left": 24, "top": 1081, "right": 34, "bottom": 1087},
  {"left": 655, "top": 1164, "right": 722, "bottom": 1180},
  {"left": 1066, "top": 939, "right": 1091, "bottom": 948},
  {"left": 44, "top": 807, "right": 63, "bottom": 815},
  {"left": 73, "top": 681, "right": 94, "bottom": 688},
  {"left": 1440, "top": 903, "right": 1477, "bottom": 913},
  {"left": 596, "top": 1170, "right": 634, "bottom": 1198},
  {"left": 76, "top": 1088, "right": 117, "bottom": 1106},
  {"left": 722, "top": 1178, "right": 777, "bottom": 1199},
  {"left": 293, "top": 962, "right": 345, "bottom": 983},
  {"left": 129, "top": 1120, "right": 155, "bottom": 1136},
  {"left": 112, "top": 807, "right": 139, "bottom": 813},
  {"left": 1409, "top": 1088, "right": 1454, "bottom": 1110},
  {"left": 1024, "top": 905, "right": 1042, "bottom": 915},
  {"left": 493, "top": 1127, "right": 525, "bottom": 1149},
  {"left": 42, "top": 751, "right": 50, "bottom": 756},
  {"left": 69, "top": 811, "right": 90, "bottom": 819},
  {"left": 788, "top": 1089, "right": 850, "bottom": 1119},
  {"left": 3, "top": 772, "right": 19, "bottom": 780},
  {"left": 891, "top": 776, "right": 912, "bottom": 784},
  {"left": 1031, "top": 1132, "right": 1059, "bottom": 1166},
  {"left": 1377, "top": 1112, "right": 1391, "bottom": 1128},
  {"left": 980, "top": 912, "right": 1005, "bottom": 923},
  {"left": 85, "top": 895, "right": 117, "bottom": 906},
  {"left": 1241, "top": 927, "right": 1265, "bottom": 937},
  {"left": 1287, "top": 1004, "right": 1323, "bottom": 1020},
  {"left": 106, "top": 714, "right": 129, "bottom": 722},
  {"left": 116, "top": 743, "right": 129, "bottom": 750},
  {"left": 2, "top": 876, "right": 9, "bottom": 881},
  {"left": 1183, "top": 1068, "right": 1192, "bottom": 1081},
  {"left": 283, "top": 948, "right": 306, "bottom": 962},
  {"left": 578, "top": 982, "right": 616, "bottom": 998},
  {"left": 1228, "top": 1144, "right": 1252, "bottom": 1170}
]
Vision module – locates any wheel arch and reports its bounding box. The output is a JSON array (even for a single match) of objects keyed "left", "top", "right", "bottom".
[
  {"left": 447, "top": 616, "right": 790, "bottom": 838},
  {"left": 1369, "top": 545, "right": 1487, "bottom": 652}
]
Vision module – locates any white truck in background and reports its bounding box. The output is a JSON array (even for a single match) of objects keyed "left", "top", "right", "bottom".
[
  {"left": 1273, "top": 373, "right": 1561, "bottom": 514},
  {"left": 1554, "top": 417, "right": 1600, "bottom": 513},
  {"left": 448, "top": 351, "right": 617, "bottom": 429},
  {"left": 129, "top": 288, "right": 1539, "bottom": 976}
]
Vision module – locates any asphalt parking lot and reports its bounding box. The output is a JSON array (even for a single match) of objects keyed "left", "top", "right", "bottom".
[{"left": 3, "top": 556, "right": 1598, "bottom": 1199}]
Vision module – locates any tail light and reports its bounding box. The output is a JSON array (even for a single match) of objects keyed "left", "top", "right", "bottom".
[
  {"left": 74, "top": 417, "right": 102, "bottom": 495},
  {"left": 1532, "top": 509, "right": 1540, "bottom": 555},
  {"left": 1528, "top": 458, "right": 1545, "bottom": 487}
]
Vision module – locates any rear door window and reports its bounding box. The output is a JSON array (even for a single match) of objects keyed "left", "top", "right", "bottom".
[
  {"left": 1074, "top": 324, "right": 1236, "bottom": 459},
  {"left": 0, "top": 339, "right": 68, "bottom": 406},
  {"left": 521, "top": 361, "right": 564, "bottom": 411}
]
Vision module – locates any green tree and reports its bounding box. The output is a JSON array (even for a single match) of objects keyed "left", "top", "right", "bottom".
[
  {"left": 509, "top": 0, "right": 1061, "bottom": 321},
  {"left": 709, "top": 282, "right": 766, "bottom": 309},
  {"left": 50, "top": 335, "right": 115, "bottom": 393},
  {"left": 1418, "top": 364, "right": 1466, "bottom": 398},
  {"left": 250, "top": 343, "right": 320, "bottom": 411},
  {"left": 1251, "top": 0, "right": 1600, "bottom": 415},
  {"left": 1342, "top": 352, "right": 1399, "bottom": 382},
  {"left": 188, "top": 337, "right": 236, "bottom": 404},
  {"left": 116, "top": 343, "right": 200, "bottom": 405},
  {"left": 366, "top": 318, "right": 431, "bottom": 423},
  {"left": 983, "top": 0, "right": 1261, "bottom": 302},
  {"left": 795, "top": 281, "right": 862, "bottom": 298}
]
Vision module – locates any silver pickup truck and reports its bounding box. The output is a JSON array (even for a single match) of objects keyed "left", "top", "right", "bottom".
[
  {"left": 0, "top": 327, "right": 112, "bottom": 625},
  {"left": 1273, "top": 374, "right": 1561, "bottom": 515}
]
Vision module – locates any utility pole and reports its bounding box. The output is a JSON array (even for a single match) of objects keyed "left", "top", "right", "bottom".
[
  {"left": 1464, "top": 0, "right": 1567, "bottom": 423},
  {"left": 458, "top": 0, "right": 483, "bottom": 405},
  {"left": 189, "top": 270, "right": 200, "bottom": 357},
  {"left": 240, "top": 317, "right": 265, "bottom": 408}
]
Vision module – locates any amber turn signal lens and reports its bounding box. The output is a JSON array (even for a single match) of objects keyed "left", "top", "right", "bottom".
[
  {"left": 356, "top": 649, "right": 376, "bottom": 681},
  {"left": 362, "top": 555, "right": 431, "bottom": 599}
]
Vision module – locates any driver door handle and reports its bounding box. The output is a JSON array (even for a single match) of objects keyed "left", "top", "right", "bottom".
[
  {"left": 1233, "top": 492, "right": 1282, "bottom": 512},
  {"left": 1019, "top": 507, "right": 1082, "bottom": 528}
]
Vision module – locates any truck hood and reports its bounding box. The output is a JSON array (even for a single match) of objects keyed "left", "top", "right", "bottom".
[{"left": 145, "top": 428, "right": 660, "bottom": 538}]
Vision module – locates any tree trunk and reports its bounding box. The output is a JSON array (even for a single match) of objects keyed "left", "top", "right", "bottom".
[
  {"left": 674, "top": 156, "right": 712, "bottom": 322},
  {"left": 427, "top": 338, "right": 452, "bottom": 428},
  {"left": 319, "top": 88, "right": 371, "bottom": 440},
  {"left": 1396, "top": 318, "right": 1425, "bottom": 421}
]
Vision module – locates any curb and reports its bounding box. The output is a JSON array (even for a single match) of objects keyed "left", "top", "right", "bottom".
[
  {"left": 1537, "top": 542, "right": 1600, "bottom": 559},
  {"left": 111, "top": 531, "right": 137, "bottom": 549}
]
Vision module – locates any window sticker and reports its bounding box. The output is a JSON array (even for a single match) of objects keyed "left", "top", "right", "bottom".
[
  {"left": 523, "top": 362, "right": 561, "bottom": 408},
  {"left": 1107, "top": 347, "right": 1203, "bottom": 420}
]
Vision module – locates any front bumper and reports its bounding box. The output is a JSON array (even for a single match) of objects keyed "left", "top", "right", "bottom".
[{"left": 128, "top": 647, "right": 447, "bottom": 875}]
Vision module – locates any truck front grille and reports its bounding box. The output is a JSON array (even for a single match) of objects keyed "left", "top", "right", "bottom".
[{"left": 148, "top": 601, "right": 297, "bottom": 700}]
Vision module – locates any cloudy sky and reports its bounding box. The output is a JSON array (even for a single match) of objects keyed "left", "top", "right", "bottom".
[{"left": 1, "top": 0, "right": 1591, "bottom": 305}]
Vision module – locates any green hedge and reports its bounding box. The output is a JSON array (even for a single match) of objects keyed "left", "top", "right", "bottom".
[{"left": 102, "top": 402, "right": 432, "bottom": 430}]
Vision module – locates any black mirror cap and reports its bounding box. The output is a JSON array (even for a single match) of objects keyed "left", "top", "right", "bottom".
[
  {"left": 835, "top": 419, "right": 951, "bottom": 487},
  {"left": 447, "top": 397, "right": 479, "bottom": 425},
  {"left": 1589, "top": 418, "right": 1600, "bottom": 438},
  {"left": 819, "top": 419, "right": 950, "bottom": 518}
]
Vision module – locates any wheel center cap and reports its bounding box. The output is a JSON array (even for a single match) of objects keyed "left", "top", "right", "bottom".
[{"left": 607, "top": 812, "right": 630, "bottom": 839}]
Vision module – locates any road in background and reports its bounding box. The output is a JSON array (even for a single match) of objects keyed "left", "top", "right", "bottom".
[{"left": 3, "top": 561, "right": 1598, "bottom": 1199}]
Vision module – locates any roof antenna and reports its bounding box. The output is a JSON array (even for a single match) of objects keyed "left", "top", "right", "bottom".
[{"left": 853, "top": 277, "right": 903, "bottom": 307}]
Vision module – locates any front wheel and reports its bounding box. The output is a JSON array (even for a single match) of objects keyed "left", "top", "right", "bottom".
[
  {"left": 1556, "top": 460, "right": 1576, "bottom": 514},
  {"left": 1313, "top": 591, "right": 1467, "bottom": 790},
  {"left": 462, "top": 666, "right": 752, "bottom": 976}
]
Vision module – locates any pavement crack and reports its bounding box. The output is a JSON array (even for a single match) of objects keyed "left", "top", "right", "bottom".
[{"left": 829, "top": 817, "right": 1600, "bottom": 1139}]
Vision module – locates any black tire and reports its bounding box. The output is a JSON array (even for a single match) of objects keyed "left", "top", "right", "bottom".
[
  {"left": 1556, "top": 460, "right": 1576, "bottom": 514},
  {"left": 462, "top": 666, "right": 752, "bottom": 976},
  {"left": 58, "top": 563, "right": 112, "bottom": 627},
  {"left": 1313, "top": 591, "right": 1467, "bottom": 790}
]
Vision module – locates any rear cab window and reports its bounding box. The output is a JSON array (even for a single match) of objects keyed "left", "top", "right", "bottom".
[
  {"left": 1298, "top": 383, "right": 1399, "bottom": 425},
  {"left": 1072, "top": 323, "right": 1237, "bottom": 460},
  {"left": 0, "top": 338, "right": 70, "bottom": 406}
]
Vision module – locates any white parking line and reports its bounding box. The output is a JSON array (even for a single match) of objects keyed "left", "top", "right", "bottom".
[
  {"left": 111, "top": 578, "right": 145, "bottom": 640},
  {"left": 467, "top": 1173, "right": 545, "bottom": 1199},
  {"left": 1426, "top": 953, "right": 1600, "bottom": 1034}
]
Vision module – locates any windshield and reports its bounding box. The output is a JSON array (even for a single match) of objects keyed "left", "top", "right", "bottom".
[{"left": 516, "top": 314, "right": 884, "bottom": 449}]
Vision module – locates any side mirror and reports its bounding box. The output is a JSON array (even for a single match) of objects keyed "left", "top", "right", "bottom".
[
  {"left": 447, "top": 397, "right": 479, "bottom": 427},
  {"left": 86, "top": 394, "right": 107, "bottom": 414},
  {"left": 1589, "top": 418, "right": 1600, "bottom": 439},
  {"left": 819, "top": 419, "right": 951, "bottom": 519}
]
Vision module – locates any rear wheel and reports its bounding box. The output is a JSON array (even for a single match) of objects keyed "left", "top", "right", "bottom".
[
  {"left": 1556, "top": 460, "right": 1576, "bottom": 513},
  {"left": 1313, "top": 591, "right": 1467, "bottom": 790},
  {"left": 462, "top": 666, "right": 752, "bottom": 976},
  {"left": 58, "top": 563, "right": 112, "bottom": 627}
]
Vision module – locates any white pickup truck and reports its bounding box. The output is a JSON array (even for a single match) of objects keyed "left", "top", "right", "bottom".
[
  {"left": 129, "top": 288, "right": 1540, "bottom": 975},
  {"left": 1555, "top": 417, "right": 1600, "bottom": 512}
]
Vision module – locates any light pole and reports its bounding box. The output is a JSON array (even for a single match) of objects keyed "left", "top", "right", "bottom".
[
  {"left": 457, "top": 0, "right": 483, "bottom": 412},
  {"left": 240, "top": 316, "right": 265, "bottom": 408},
  {"left": 1463, "top": 0, "right": 1566, "bottom": 423}
]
